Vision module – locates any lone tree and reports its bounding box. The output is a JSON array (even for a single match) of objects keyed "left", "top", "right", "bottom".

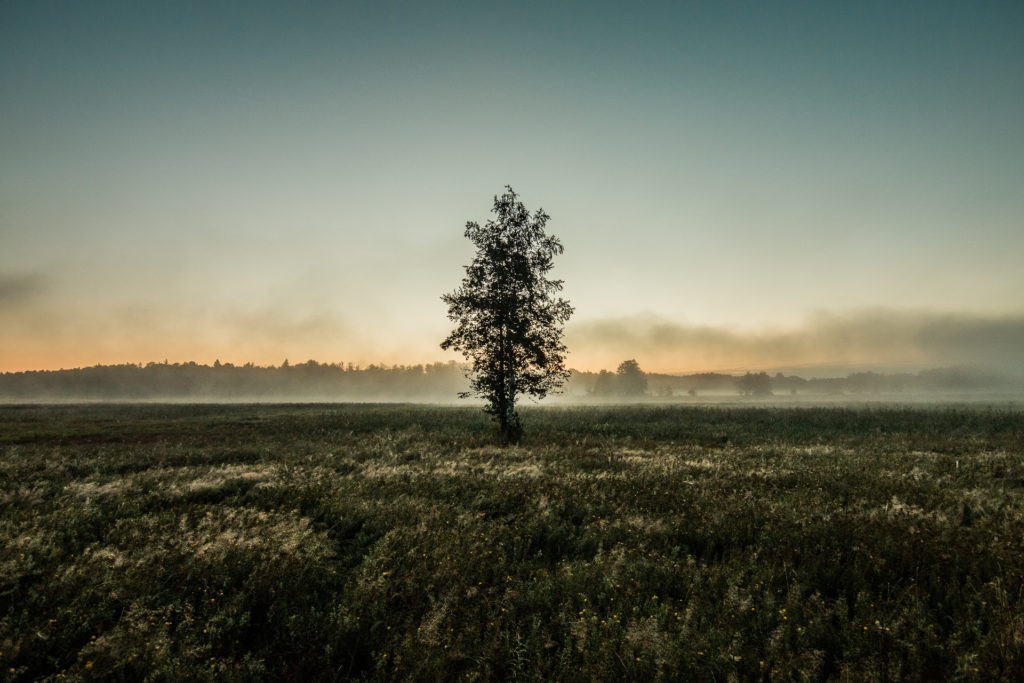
[{"left": 441, "top": 186, "right": 573, "bottom": 443}]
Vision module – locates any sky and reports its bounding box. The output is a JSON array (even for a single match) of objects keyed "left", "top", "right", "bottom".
[{"left": 2, "top": 1, "right": 1023, "bottom": 375}]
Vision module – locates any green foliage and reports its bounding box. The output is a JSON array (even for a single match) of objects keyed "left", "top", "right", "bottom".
[
  {"left": 441, "top": 187, "right": 573, "bottom": 442},
  {"left": 2, "top": 404, "right": 1024, "bottom": 680}
]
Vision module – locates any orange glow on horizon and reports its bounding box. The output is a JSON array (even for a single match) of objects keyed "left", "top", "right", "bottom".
[{"left": 2, "top": 350, "right": 875, "bottom": 377}]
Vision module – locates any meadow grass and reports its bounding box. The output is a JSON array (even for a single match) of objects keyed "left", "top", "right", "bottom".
[{"left": 1, "top": 403, "right": 1023, "bottom": 681}]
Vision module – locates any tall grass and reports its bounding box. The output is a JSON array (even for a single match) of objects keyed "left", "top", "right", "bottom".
[{"left": 2, "top": 404, "right": 1022, "bottom": 680}]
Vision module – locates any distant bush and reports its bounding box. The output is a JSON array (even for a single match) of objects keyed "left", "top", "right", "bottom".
[{"left": 737, "top": 371, "right": 773, "bottom": 396}]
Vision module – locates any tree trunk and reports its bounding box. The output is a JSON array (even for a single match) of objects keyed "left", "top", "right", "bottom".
[
  {"left": 497, "top": 336, "right": 509, "bottom": 437},
  {"left": 505, "top": 364, "right": 516, "bottom": 442},
  {"left": 497, "top": 396, "right": 508, "bottom": 435}
]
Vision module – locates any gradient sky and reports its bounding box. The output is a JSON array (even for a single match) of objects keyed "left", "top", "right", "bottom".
[{"left": 2, "top": 1, "right": 1023, "bottom": 374}]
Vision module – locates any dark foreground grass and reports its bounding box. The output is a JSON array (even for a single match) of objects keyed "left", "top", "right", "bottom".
[{"left": 1, "top": 403, "right": 1023, "bottom": 681}]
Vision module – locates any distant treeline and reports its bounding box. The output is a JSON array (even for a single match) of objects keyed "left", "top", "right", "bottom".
[
  {"left": 572, "top": 367, "right": 1020, "bottom": 399},
  {"left": 0, "top": 360, "right": 469, "bottom": 401},
  {"left": 0, "top": 360, "right": 1017, "bottom": 401}
]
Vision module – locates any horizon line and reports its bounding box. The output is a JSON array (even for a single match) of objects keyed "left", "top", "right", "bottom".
[{"left": 0, "top": 358, "right": 1004, "bottom": 381}]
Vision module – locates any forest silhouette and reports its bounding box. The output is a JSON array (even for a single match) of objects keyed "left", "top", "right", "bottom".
[{"left": 0, "top": 360, "right": 1016, "bottom": 402}]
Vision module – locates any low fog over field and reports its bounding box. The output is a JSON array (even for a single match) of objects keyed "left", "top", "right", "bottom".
[
  {"left": 2, "top": 359, "right": 1020, "bottom": 405},
  {"left": 567, "top": 309, "right": 1024, "bottom": 378}
]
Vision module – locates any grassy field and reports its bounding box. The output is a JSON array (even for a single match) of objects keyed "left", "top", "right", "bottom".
[{"left": 2, "top": 403, "right": 1023, "bottom": 681}]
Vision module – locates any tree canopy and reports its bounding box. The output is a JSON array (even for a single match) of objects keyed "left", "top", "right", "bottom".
[
  {"left": 441, "top": 187, "right": 573, "bottom": 442},
  {"left": 616, "top": 359, "right": 648, "bottom": 397},
  {"left": 591, "top": 359, "right": 648, "bottom": 398}
]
